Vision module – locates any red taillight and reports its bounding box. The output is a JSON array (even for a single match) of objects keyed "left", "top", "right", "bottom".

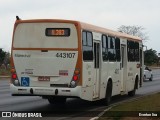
[
  {"left": 71, "top": 69, "right": 80, "bottom": 87},
  {"left": 12, "top": 74, "right": 17, "bottom": 79},
  {"left": 73, "top": 75, "right": 78, "bottom": 81}
]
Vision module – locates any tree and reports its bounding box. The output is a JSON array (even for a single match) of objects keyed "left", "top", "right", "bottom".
[
  {"left": 3, "top": 52, "right": 10, "bottom": 69},
  {"left": 0, "top": 49, "right": 6, "bottom": 66},
  {"left": 118, "top": 25, "right": 149, "bottom": 41},
  {"left": 0, "top": 49, "right": 10, "bottom": 69},
  {"left": 144, "top": 49, "right": 158, "bottom": 65}
]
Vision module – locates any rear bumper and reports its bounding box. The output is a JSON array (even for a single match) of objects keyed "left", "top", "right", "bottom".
[{"left": 10, "top": 84, "right": 81, "bottom": 98}]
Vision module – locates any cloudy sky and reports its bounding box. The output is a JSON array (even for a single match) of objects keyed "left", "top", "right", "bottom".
[{"left": 1, "top": 0, "right": 160, "bottom": 52}]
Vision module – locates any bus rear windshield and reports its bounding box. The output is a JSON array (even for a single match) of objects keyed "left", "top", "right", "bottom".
[{"left": 13, "top": 23, "right": 78, "bottom": 49}]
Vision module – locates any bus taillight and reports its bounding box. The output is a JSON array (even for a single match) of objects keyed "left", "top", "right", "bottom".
[
  {"left": 11, "top": 67, "right": 17, "bottom": 79},
  {"left": 70, "top": 69, "right": 80, "bottom": 88},
  {"left": 10, "top": 67, "right": 20, "bottom": 86},
  {"left": 12, "top": 73, "right": 17, "bottom": 79},
  {"left": 73, "top": 75, "right": 78, "bottom": 81},
  {"left": 11, "top": 73, "right": 20, "bottom": 86}
]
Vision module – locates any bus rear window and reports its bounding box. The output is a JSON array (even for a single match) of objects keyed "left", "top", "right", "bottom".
[
  {"left": 46, "top": 28, "right": 70, "bottom": 36},
  {"left": 13, "top": 23, "right": 78, "bottom": 49}
]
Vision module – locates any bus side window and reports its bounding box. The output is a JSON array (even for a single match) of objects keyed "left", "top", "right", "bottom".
[
  {"left": 115, "top": 37, "right": 121, "bottom": 61},
  {"left": 82, "top": 31, "right": 93, "bottom": 61},
  {"left": 102, "top": 36, "right": 120, "bottom": 62},
  {"left": 108, "top": 36, "right": 116, "bottom": 61},
  {"left": 87, "top": 32, "right": 93, "bottom": 46},
  {"left": 128, "top": 41, "right": 134, "bottom": 61},
  {"left": 102, "top": 35, "right": 108, "bottom": 61},
  {"left": 135, "top": 42, "right": 139, "bottom": 61},
  {"left": 127, "top": 41, "right": 139, "bottom": 62},
  {"left": 82, "top": 32, "right": 87, "bottom": 46}
]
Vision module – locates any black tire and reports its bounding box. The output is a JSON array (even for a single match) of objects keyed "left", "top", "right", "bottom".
[
  {"left": 149, "top": 75, "right": 153, "bottom": 81},
  {"left": 48, "top": 97, "right": 66, "bottom": 104},
  {"left": 128, "top": 80, "right": 137, "bottom": 97},
  {"left": 103, "top": 80, "right": 112, "bottom": 106}
]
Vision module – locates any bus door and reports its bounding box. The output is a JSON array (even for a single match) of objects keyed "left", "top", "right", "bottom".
[
  {"left": 120, "top": 45, "right": 127, "bottom": 92},
  {"left": 93, "top": 41, "right": 100, "bottom": 98}
]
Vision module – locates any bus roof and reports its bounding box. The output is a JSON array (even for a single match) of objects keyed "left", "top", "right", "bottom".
[
  {"left": 15, "top": 19, "right": 142, "bottom": 41},
  {"left": 80, "top": 22, "right": 142, "bottom": 41}
]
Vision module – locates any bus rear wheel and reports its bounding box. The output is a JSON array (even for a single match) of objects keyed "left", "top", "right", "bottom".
[
  {"left": 103, "top": 80, "right": 112, "bottom": 106},
  {"left": 128, "top": 79, "right": 137, "bottom": 96},
  {"left": 48, "top": 97, "right": 66, "bottom": 104},
  {"left": 128, "top": 88, "right": 136, "bottom": 96}
]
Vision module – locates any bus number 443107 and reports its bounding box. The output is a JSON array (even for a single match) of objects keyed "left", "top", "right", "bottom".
[{"left": 56, "top": 53, "right": 75, "bottom": 58}]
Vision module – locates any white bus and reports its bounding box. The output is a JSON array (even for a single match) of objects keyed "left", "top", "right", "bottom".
[{"left": 10, "top": 18, "right": 144, "bottom": 105}]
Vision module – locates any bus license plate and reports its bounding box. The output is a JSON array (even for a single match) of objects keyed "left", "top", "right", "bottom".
[{"left": 38, "top": 76, "right": 50, "bottom": 81}]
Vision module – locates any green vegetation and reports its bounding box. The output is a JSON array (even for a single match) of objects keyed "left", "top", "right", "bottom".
[
  {"left": 0, "top": 49, "right": 6, "bottom": 66},
  {"left": 0, "top": 49, "right": 10, "bottom": 76},
  {"left": 0, "top": 68, "right": 10, "bottom": 76},
  {"left": 144, "top": 49, "right": 159, "bottom": 66},
  {"left": 99, "top": 93, "right": 160, "bottom": 120}
]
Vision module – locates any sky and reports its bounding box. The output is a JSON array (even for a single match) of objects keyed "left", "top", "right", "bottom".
[{"left": 1, "top": 0, "right": 160, "bottom": 53}]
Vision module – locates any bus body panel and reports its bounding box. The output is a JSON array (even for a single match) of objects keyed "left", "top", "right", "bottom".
[
  {"left": 10, "top": 84, "right": 82, "bottom": 97},
  {"left": 127, "top": 62, "right": 140, "bottom": 91},
  {"left": 11, "top": 21, "right": 83, "bottom": 98},
  {"left": 13, "top": 50, "right": 78, "bottom": 87}
]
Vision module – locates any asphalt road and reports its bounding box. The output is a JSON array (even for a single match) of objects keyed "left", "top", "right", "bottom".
[{"left": 0, "top": 69, "right": 160, "bottom": 120}]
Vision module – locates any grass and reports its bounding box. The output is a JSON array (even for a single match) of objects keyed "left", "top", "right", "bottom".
[{"left": 99, "top": 93, "right": 160, "bottom": 120}]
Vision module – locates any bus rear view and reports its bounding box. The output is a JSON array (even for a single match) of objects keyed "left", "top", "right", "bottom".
[
  {"left": 10, "top": 18, "right": 82, "bottom": 104},
  {"left": 11, "top": 18, "right": 143, "bottom": 105}
]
